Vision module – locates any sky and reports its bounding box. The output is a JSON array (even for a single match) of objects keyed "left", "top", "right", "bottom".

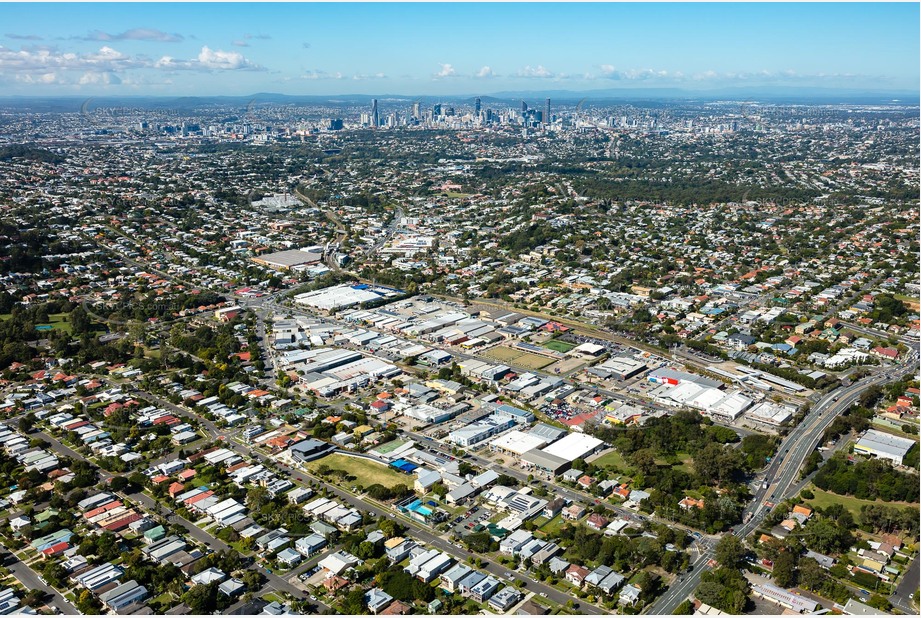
[{"left": 0, "top": 2, "right": 918, "bottom": 96}]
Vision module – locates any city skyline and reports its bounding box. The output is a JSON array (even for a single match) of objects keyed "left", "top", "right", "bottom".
[{"left": 0, "top": 2, "right": 918, "bottom": 96}]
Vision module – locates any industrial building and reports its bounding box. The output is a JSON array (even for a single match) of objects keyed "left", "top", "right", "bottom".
[
  {"left": 745, "top": 401, "right": 795, "bottom": 427},
  {"left": 489, "top": 430, "right": 548, "bottom": 456},
  {"left": 589, "top": 356, "right": 648, "bottom": 381},
  {"left": 252, "top": 249, "right": 322, "bottom": 270},
  {"left": 541, "top": 433, "right": 604, "bottom": 461},
  {"left": 854, "top": 429, "right": 916, "bottom": 465},
  {"left": 294, "top": 283, "right": 401, "bottom": 312}
]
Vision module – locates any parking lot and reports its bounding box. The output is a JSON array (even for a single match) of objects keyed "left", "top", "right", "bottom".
[{"left": 451, "top": 505, "right": 493, "bottom": 535}]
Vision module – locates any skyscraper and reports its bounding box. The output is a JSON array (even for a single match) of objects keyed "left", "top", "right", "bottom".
[
  {"left": 412, "top": 102, "right": 421, "bottom": 119},
  {"left": 475, "top": 97, "right": 481, "bottom": 116},
  {"left": 545, "top": 98, "right": 551, "bottom": 124},
  {"left": 521, "top": 100, "right": 528, "bottom": 113},
  {"left": 371, "top": 99, "right": 379, "bottom": 128},
  {"left": 433, "top": 103, "right": 442, "bottom": 116}
]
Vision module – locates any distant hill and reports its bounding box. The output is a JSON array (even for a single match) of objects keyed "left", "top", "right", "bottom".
[
  {"left": 0, "top": 87, "right": 916, "bottom": 111},
  {"left": 0, "top": 144, "right": 64, "bottom": 163}
]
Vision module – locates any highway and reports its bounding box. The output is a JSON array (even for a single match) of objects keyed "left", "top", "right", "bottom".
[{"left": 646, "top": 359, "right": 917, "bottom": 615}]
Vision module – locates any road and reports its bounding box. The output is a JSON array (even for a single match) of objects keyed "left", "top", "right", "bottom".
[
  {"left": 4, "top": 551, "right": 79, "bottom": 614},
  {"left": 890, "top": 556, "right": 919, "bottom": 615},
  {"left": 646, "top": 361, "right": 915, "bottom": 615}
]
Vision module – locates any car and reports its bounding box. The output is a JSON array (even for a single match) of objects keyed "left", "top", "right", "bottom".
[
  {"left": 505, "top": 572, "right": 512, "bottom": 578},
  {"left": 539, "top": 593, "right": 548, "bottom": 598},
  {"left": 309, "top": 595, "right": 317, "bottom": 601}
]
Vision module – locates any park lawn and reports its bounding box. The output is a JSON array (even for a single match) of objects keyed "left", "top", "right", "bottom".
[
  {"left": 307, "top": 453, "right": 409, "bottom": 489},
  {"left": 442, "top": 192, "right": 472, "bottom": 198},
  {"left": 543, "top": 340, "right": 576, "bottom": 353},
  {"left": 804, "top": 484, "right": 920, "bottom": 518},
  {"left": 655, "top": 451, "right": 693, "bottom": 471},
  {"left": 591, "top": 450, "right": 634, "bottom": 475}
]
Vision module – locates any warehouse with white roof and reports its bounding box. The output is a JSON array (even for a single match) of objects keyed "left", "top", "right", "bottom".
[
  {"left": 541, "top": 433, "right": 604, "bottom": 461},
  {"left": 854, "top": 429, "right": 916, "bottom": 465},
  {"left": 489, "top": 430, "right": 548, "bottom": 456}
]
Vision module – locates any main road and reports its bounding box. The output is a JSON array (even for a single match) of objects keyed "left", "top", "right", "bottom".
[{"left": 646, "top": 361, "right": 915, "bottom": 615}]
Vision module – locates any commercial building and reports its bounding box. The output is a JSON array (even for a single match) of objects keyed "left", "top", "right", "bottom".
[
  {"left": 448, "top": 413, "right": 516, "bottom": 447},
  {"left": 750, "top": 583, "right": 817, "bottom": 613}
]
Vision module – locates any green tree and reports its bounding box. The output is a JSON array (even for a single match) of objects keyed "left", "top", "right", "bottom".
[{"left": 715, "top": 535, "right": 747, "bottom": 570}]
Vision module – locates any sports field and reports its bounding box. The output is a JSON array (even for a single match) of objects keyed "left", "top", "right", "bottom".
[
  {"left": 543, "top": 340, "right": 576, "bottom": 353},
  {"left": 483, "top": 345, "right": 555, "bottom": 370},
  {"left": 307, "top": 453, "right": 408, "bottom": 489}
]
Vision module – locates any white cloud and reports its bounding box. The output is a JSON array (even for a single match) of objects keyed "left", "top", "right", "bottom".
[
  {"left": 78, "top": 71, "right": 121, "bottom": 85},
  {"left": 197, "top": 46, "right": 254, "bottom": 70},
  {"left": 475, "top": 65, "right": 494, "bottom": 78},
  {"left": 0, "top": 44, "right": 144, "bottom": 72},
  {"left": 300, "top": 69, "right": 344, "bottom": 80},
  {"left": 517, "top": 65, "right": 554, "bottom": 79},
  {"left": 435, "top": 63, "right": 455, "bottom": 78},
  {"left": 155, "top": 46, "right": 263, "bottom": 71},
  {"left": 352, "top": 72, "right": 386, "bottom": 80}
]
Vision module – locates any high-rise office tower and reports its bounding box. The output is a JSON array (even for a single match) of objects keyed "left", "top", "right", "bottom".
[
  {"left": 521, "top": 101, "right": 528, "bottom": 113},
  {"left": 475, "top": 98, "right": 481, "bottom": 116},
  {"left": 371, "top": 99, "right": 379, "bottom": 128},
  {"left": 412, "top": 102, "right": 421, "bottom": 119},
  {"left": 433, "top": 103, "right": 442, "bottom": 116},
  {"left": 545, "top": 98, "right": 551, "bottom": 124}
]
